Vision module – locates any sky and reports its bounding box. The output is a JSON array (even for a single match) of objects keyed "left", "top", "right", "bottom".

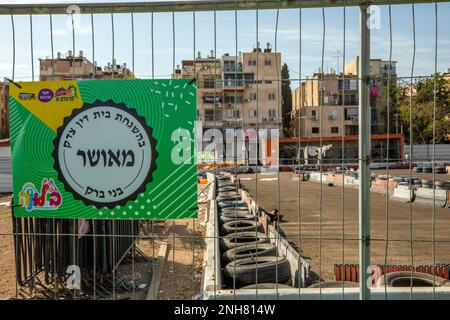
[{"left": 0, "top": 0, "right": 449, "bottom": 86}]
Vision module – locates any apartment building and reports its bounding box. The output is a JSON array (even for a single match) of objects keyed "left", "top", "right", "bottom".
[
  {"left": 291, "top": 58, "right": 397, "bottom": 138},
  {"left": 40, "top": 50, "right": 134, "bottom": 81},
  {"left": 287, "top": 58, "right": 400, "bottom": 161},
  {"left": 0, "top": 51, "right": 134, "bottom": 139},
  {"left": 172, "top": 43, "right": 281, "bottom": 136}
]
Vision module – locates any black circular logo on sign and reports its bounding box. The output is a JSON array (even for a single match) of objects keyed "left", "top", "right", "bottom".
[{"left": 53, "top": 100, "right": 158, "bottom": 208}]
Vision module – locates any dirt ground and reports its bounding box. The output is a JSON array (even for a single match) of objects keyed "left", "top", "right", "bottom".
[
  {"left": 152, "top": 190, "right": 207, "bottom": 300},
  {"left": 0, "top": 184, "right": 208, "bottom": 300},
  {"left": 2, "top": 172, "right": 449, "bottom": 296},
  {"left": 0, "top": 194, "right": 14, "bottom": 299},
  {"left": 239, "top": 171, "right": 450, "bottom": 282}
]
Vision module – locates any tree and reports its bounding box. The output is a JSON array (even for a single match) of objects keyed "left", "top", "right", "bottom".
[
  {"left": 281, "top": 63, "right": 292, "bottom": 132},
  {"left": 380, "top": 78, "right": 406, "bottom": 135},
  {"left": 396, "top": 75, "right": 450, "bottom": 144}
]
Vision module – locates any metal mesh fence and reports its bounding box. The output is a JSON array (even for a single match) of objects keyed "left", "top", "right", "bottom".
[{"left": 0, "top": 0, "right": 449, "bottom": 300}]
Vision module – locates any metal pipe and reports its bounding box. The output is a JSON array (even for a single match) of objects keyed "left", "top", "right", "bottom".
[
  {"left": 358, "top": 4, "right": 371, "bottom": 300},
  {"left": 0, "top": 0, "right": 447, "bottom": 15}
]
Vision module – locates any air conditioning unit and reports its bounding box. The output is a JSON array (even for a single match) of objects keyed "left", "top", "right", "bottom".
[
  {"left": 352, "top": 117, "right": 358, "bottom": 124},
  {"left": 262, "top": 117, "right": 268, "bottom": 122}
]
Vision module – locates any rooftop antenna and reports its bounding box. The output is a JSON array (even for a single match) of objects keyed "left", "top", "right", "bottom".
[{"left": 333, "top": 48, "right": 342, "bottom": 74}]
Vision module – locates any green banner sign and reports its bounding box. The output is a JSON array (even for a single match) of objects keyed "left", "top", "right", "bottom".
[{"left": 9, "top": 79, "right": 197, "bottom": 219}]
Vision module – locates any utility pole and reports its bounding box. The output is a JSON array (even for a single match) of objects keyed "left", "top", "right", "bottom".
[{"left": 358, "top": 5, "right": 371, "bottom": 300}]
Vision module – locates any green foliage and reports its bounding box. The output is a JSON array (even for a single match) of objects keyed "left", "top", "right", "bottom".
[
  {"left": 395, "top": 75, "right": 450, "bottom": 144},
  {"left": 281, "top": 63, "right": 292, "bottom": 130}
]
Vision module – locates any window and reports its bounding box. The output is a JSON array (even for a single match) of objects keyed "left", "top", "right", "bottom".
[
  {"left": 204, "top": 109, "right": 223, "bottom": 121},
  {"left": 312, "top": 127, "right": 320, "bottom": 134},
  {"left": 268, "top": 109, "right": 276, "bottom": 118},
  {"left": 338, "top": 79, "right": 358, "bottom": 91},
  {"left": 329, "top": 110, "right": 337, "bottom": 120},
  {"left": 264, "top": 59, "right": 271, "bottom": 66},
  {"left": 331, "top": 126, "right": 339, "bottom": 134},
  {"left": 345, "top": 108, "right": 358, "bottom": 120},
  {"left": 224, "top": 96, "right": 243, "bottom": 104},
  {"left": 223, "top": 60, "right": 236, "bottom": 72},
  {"left": 248, "top": 60, "right": 256, "bottom": 66},
  {"left": 268, "top": 93, "right": 276, "bottom": 100},
  {"left": 249, "top": 93, "right": 257, "bottom": 101},
  {"left": 244, "top": 73, "right": 255, "bottom": 84},
  {"left": 249, "top": 109, "right": 257, "bottom": 118},
  {"left": 226, "top": 109, "right": 240, "bottom": 118},
  {"left": 319, "top": 80, "right": 325, "bottom": 91},
  {"left": 311, "top": 110, "right": 318, "bottom": 119},
  {"left": 203, "top": 79, "right": 215, "bottom": 89}
]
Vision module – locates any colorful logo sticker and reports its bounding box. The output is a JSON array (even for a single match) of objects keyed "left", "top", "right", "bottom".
[
  {"left": 19, "top": 178, "right": 62, "bottom": 212},
  {"left": 38, "top": 89, "right": 54, "bottom": 103},
  {"left": 18, "top": 92, "right": 36, "bottom": 101},
  {"left": 55, "top": 85, "right": 78, "bottom": 102}
]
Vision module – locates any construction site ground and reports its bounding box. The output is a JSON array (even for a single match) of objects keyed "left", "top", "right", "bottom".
[
  {"left": 239, "top": 170, "right": 450, "bottom": 282},
  {"left": 0, "top": 183, "right": 208, "bottom": 300}
]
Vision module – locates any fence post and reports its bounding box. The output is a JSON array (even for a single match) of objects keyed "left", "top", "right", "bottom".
[{"left": 359, "top": 4, "right": 371, "bottom": 300}]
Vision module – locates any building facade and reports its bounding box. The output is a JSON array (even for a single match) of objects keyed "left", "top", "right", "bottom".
[
  {"left": 172, "top": 43, "right": 282, "bottom": 137},
  {"left": 288, "top": 58, "right": 399, "bottom": 162},
  {"left": 291, "top": 58, "right": 397, "bottom": 139},
  {"left": 0, "top": 51, "right": 134, "bottom": 139},
  {"left": 40, "top": 50, "right": 134, "bottom": 81}
]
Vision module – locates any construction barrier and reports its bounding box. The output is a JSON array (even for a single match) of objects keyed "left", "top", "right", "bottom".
[
  {"left": 415, "top": 188, "right": 448, "bottom": 207},
  {"left": 391, "top": 185, "right": 415, "bottom": 203},
  {"left": 371, "top": 178, "right": 397, "bottom": 191},
  {"left": 295, "top": 170, "right": 449, "bottom": 207}
]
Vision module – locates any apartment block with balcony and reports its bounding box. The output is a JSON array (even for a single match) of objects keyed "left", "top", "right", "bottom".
[
  {"left": 40, "top": 50, "right": 134, "bottom": 81},
  {"left": 291, "top": 57, "right": 397, "bottom": 139},
  {"left": 172, "top": 43, "right": 281, "bottom": 136},
  {"left": 287, "top": 58, "right": 400, "bottom": 162}
]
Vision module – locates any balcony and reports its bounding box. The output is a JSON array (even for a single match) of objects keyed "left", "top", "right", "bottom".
[
  {"left": 204, "top": 114, "right": 223, "bottom": 122},
  {"left": 222, "top": 80, "right": 245, "bottom": 90},
  {"left": 344, "top": 116, "right": 359, "bottom": 125}
]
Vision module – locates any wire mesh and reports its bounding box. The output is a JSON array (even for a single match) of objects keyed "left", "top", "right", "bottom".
[{"left": 0, "top": 0, "right": 449, "bottom": 300}]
